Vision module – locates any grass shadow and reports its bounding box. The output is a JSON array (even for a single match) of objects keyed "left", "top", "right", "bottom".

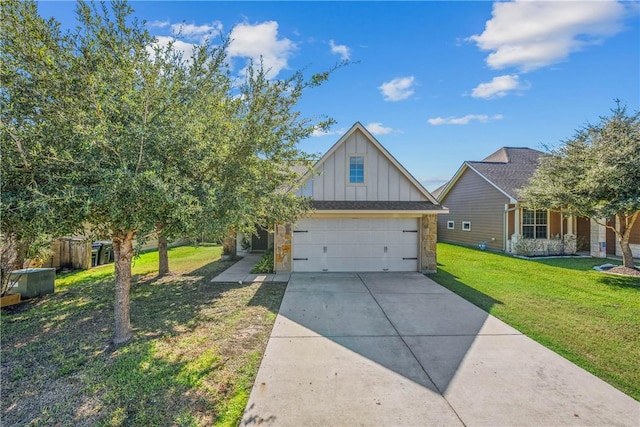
[
  {"left": 595, "top": 273, "right": 640, "bottom": 290},
  {"left": 432, "top": 264, "right": 504, "bottom": 312},
  {"left": 1, "top": 250, "right": 286, "bottom": 426},
  {"left": 185, "top": 258, "right": 238, "bottom": 278},
  {"left": 531, "top": 257, "right": 608, "bottom": 271}
]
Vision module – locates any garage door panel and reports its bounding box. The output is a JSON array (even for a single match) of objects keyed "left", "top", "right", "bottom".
[
  {"left": 386, "top": 244, "right": 419, "bottom": 258},
  {"left": 292, "top": 232, "right": 318, "bottom": 245},
  {"left": 326, "top": 230, "right": 363, "bottom": 244},
  {"left": 294, "top": 245, "right": 325, "bottom": 258},
  {"left": 293, "top": 259, "right": 326, "bottom": 272},
  {"left": 387, "top": 230, "right": 418, "bottom": 243},
  {"left": 292, "top": 218, "right": 419, "bottom": 272},
  {"left": 388, "top": 258, "right": 418, "bottom": 271},
  {"left": 295, "top": 218, "right": 325, "bottom": 231},
  {"left": 329, "top": 245, "right": 382, "bottom": 258}
]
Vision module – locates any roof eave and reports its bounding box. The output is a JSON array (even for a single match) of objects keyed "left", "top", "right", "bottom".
[{"left": 311, "top": 208, "right": 449, "bottom": 215}]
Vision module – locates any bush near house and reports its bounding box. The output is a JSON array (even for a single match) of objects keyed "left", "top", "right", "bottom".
[
  {"left": 431, "top": 243, "right": 640, "bottom": 401},
  {"left": 250, "top": 247, "right": 275, "bottom": 274}
]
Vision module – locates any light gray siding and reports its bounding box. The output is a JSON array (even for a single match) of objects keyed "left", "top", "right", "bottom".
[
  {"left": 299, "top": 128, "right": 427, "bottom": 202},
  {"left": 438, "top": 168, "right": 510, "bottom": 250}
]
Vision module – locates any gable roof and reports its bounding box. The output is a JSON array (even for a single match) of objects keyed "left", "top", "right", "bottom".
[
  {"left": 437, "top": 147, "right": 545, "bottom": 203},
  {"left": 299, "top": 122, "right": 440, "bottom": 205},
  {"left": 430, "top": 183, "right": 447, "bottom": 199}
]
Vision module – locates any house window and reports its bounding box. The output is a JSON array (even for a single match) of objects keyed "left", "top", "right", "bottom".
[
  {"left": 447, "top": 221, "right": 455, "bottom": 229},
  {"left": 349, "top": 156, "right": 365, "bottom": 184},
  {"left": 522, "top": 209, "right": 548, "bottom": 239},
  {"left": 462, "top": 221, "right": 471, "bottom": 231}
]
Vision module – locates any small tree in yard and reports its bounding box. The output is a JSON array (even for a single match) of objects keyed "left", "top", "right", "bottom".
[
  {"left": 520, "top": 102, "right": 640, "bottom": 269},
  {"left": 1, "top": 0, "right": 87, "bottom": 291},
  {"left": 2, "top": 0, "right": 337, "bottom": 344}
]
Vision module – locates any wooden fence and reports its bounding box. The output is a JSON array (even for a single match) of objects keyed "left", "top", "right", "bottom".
[{"left": 44, "top": 238, "right": 91, "bottom": 270}]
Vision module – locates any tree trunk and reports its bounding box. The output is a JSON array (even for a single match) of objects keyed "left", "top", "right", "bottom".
[
  {"left": 158, "top": 234, "right": 169, "bottom": 276},
  {"left": 0, "top": 233, "right": 23, "bottom": 296},
  {"left": 618, "top": 212, "right": 638, "bottom": 269},
  {"left": 112, "top": 231, "right": 135, "bottom": 344},
  {"left": 619, "top": 236, "right": 635, "bottom": 269}
]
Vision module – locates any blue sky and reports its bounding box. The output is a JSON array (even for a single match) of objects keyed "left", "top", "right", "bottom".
[{"left": 38, "top": 1, "right": 640, "bottom": 191}]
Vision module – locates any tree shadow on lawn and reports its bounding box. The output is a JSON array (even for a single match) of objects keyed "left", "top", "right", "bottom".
[
  {"left": 595, "top": 274, "right": 640, "bottom": 290},
  {"left": 185, "top": 257, "right": 238, "bottom": 278},
  {"left": 432, "top": 264, "right": 504, "bottom": 313},
  {"left": 1, "top": 258, "right": 285, "bottom": 426}
]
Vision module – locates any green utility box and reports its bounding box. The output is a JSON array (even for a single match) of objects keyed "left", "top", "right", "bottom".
[{"left": 8, "top": 268, "right": 55, "bottom": 299}]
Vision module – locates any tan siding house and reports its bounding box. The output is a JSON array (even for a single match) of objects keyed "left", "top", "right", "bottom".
[
  {"left": 436, "top": 147, "right": 582, "bottom": 255},
  {"left": 270, "top": 122, "right": 448, "bottom": 273},
  {"left": 437, "top": 168, "right": 509, "bottom": 250}
]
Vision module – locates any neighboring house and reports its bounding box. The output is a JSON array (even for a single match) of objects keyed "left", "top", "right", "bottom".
[
  {"left": 436, "top": 147, "right": 640, "bottom": 258},
  {"left": 436, "top": 147, "right": 587, "bottom": 255},
  {"left": 248, "top": 122, "right": 447, "bottom": 273}
]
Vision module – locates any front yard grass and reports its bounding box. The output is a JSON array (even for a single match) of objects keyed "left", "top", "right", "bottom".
[
  {"left": 1, "top": 244, "right": 286, "bottom": 426},
  {"left": 431, "top": 243, "right": 640, "bottom": 401}
]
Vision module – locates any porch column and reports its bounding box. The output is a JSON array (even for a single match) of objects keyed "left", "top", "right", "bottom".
[
  {"left": 590, "top": 218, "right": 607, "bottom": 258},
  {"left": 421, "top": 214, "right": 437, "bottom": 273},
  {"left": 564, "top": 215, "right": 577, "bottom": 254},
  {"left": 510, "top": 207, "right": 521, "bottom": 253},
  {"left": 566, "top": 215, "right": 574, "bottom": 235},
  {"left": 274, "top": 223, "right": 292, "bottom": 272}
]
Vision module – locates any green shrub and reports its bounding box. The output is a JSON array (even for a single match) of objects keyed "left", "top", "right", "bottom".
[{"left": 250, "top": 247, "right": 274, "bottom": 274}]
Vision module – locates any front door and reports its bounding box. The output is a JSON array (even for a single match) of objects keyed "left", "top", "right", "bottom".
[{"left": 252, "top": 227, "right": 269, "bottom": 251}]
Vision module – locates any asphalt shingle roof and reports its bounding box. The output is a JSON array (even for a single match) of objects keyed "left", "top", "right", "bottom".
[{"left": 466, "top": 147, "right": 545, "bottom": 200}]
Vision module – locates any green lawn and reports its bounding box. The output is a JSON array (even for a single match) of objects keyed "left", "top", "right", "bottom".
[
  {"left": 1, "top": 245, "right": 286, "bottom": 426},
  {"left": 431, "top": 243, "right": 640, "bottom": 401}
]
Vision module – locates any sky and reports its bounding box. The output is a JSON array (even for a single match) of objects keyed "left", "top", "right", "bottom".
[{"left": 36, "top": 1, "right": 640, "bottom": 191}]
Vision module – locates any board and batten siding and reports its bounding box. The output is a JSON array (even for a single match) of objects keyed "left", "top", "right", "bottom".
[
  {"left": 296, "top": 129, "right": 427, "bottom": 202},
  {"left": 438, "top": 167, "right": 510, "bottom": 250}
]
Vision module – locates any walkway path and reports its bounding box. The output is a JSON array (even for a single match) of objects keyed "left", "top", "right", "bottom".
[{"left": 210, "top": 254, "right": 290, "bottom": 283}]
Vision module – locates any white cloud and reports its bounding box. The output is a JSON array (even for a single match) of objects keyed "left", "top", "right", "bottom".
[
  {"left": 428, "top": 114, "right": 504, "bottom": 126},
  {"left": 471, "top": 74, "right": 530, "bottom": 99},
  {"left": 365, "top": 122, "right": 394, "bottom": 135},
  {"left": 378, "top": 76, "right": 415, "bottom": 102},
  {"left": 171, "top": 21, "right": 223, "bottom": 42},
  {"left": 228, "top": 21, "right": 296, "bottom": 79},
  {"left": 329, "top": 40, "right": 350, "bottom": 61},
  {"left": 147, "top": 19, "right": 170, "bottom": 28},
  {"left": 150, "top": 36, "right": 196, "bottom": 61},
  {"left": 469, "top": 0, "right": 628, "bottom": 72},
  {"left": 312, "top": 126, "right": 348, "bottom": 137}
]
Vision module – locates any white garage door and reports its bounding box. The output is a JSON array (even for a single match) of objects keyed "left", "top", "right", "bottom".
[{"left": 292, "top": 218, "right": 419, "bottom": 272}]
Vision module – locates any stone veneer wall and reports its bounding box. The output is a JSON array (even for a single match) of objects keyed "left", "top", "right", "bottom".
[
  {"left": 274, "top": 223, "right": 292, "bottom": 272},
  {"left": 421, "top": 214, "right": 438, "bottom": 273}
]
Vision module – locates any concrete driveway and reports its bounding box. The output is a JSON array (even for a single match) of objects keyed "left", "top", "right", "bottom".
[{"left": 242, "top": 272, "right": 639, "bottom": 426}]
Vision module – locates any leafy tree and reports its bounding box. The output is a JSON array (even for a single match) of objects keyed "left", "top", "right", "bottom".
[
  {"left": 521, "top": 102, "right": 640, "bottom": 268},
  {"left": 2, "top": 0, "right": 337, "bottom": 343},
  {"left": 1, "top": 0, "right": 87, "bottom": 289}
]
